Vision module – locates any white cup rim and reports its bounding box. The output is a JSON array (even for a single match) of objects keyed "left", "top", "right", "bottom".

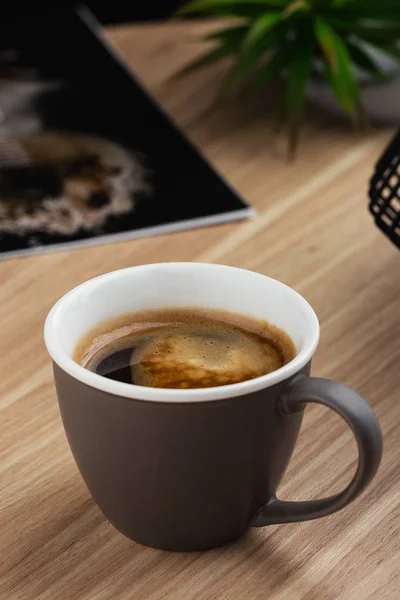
[{"left": 44, "top": 263, "right": 320, "bottom": 403}]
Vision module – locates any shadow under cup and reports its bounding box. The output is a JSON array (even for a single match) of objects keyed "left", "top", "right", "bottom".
[{"left": 44, "top": 263, "right": 382, "bottom": 551}]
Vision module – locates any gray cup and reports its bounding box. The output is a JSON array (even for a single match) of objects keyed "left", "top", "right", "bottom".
[{"left": 45, "top": 263, "right": 382, "bottom": 551}]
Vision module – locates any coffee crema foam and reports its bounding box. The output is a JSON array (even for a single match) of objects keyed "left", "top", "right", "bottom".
[{"left": 73, "top": 308, "right": 296, "bottom": 389}]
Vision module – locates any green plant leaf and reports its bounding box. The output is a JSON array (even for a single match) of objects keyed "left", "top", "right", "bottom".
[
  {"left": 331, "top": 0, "right": 353, "bottom": 7},
  {"left": 283, "top": 0, "right": 311, "bottom": 18},
  {"left": 173, "top": 44, "right": 237, "bottom": 77},
  {"left": 346, "top": 40, "right": 387, "bottom": 80},
  {"left": 203, "top": 25, "right": 249, "bottom": 43},
  {"left": 242, "top": 12, "right": 281, "bottom": 48},
  {"left": 177, "top": 0, "right": 288, "bottom": 16},
  {"left": 285, "top": 32, "right": 314, "bottom": 153},
  {"left": 314, "top": 16, "right": 362, "bottom": 119},
  {"left": 331, "top": 0, "right": 399, "bottom": 5},
  {"left": 249, "top": 45, "right": 293, "bottom": 91},
  {"left": 218, "top": 25, "right": 285, "bottom": 96},
  {"left": 174, "top": 23, "right": 254, "bottom": 78}
]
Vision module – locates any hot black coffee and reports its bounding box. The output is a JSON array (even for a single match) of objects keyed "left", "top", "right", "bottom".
[{"left": 74, "top": 308, "right": 296, "bottom": 389}]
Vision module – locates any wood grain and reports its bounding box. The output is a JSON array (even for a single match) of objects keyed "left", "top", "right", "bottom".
[{"left": 1, "top": 20, "right": 399, "bottom": 600}]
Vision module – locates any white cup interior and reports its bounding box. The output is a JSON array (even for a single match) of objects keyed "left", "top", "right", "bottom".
[{"left": 44, "top": 263, "right": 319, "bottom": 402}]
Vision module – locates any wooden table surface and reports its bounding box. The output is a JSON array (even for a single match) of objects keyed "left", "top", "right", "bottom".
[{"left": 1, "top": 21, "right": 400, "bottom": 600}]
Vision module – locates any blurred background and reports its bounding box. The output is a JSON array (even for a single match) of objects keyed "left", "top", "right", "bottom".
[
  {"left": 1, "top": 2, "right": 183, "bottom": 24},
  {"left": 85, "top": 1, "right": 182, "bottom": 23}
]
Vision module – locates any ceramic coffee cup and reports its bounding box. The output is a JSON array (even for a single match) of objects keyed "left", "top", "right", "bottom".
[{"left": 44, "top": 263, "right": 382, "bottom": 551}]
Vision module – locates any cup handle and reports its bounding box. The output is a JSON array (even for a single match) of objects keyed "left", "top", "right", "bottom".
[{"left": 252, "top": 375, "right": 383, "bottom": 526}]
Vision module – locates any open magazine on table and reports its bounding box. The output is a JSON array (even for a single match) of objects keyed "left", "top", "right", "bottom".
[{"left": 0, "top": 6, "right": 253, "bottom": 258}]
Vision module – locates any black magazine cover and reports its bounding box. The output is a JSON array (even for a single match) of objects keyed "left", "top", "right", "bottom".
[{"left": 0, "top": 6, "right": 253, "bottom": 258}]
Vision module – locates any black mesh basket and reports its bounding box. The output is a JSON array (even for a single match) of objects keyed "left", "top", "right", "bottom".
[{"left": 369, "top": 130, "right": 400, "bottom": 249}]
